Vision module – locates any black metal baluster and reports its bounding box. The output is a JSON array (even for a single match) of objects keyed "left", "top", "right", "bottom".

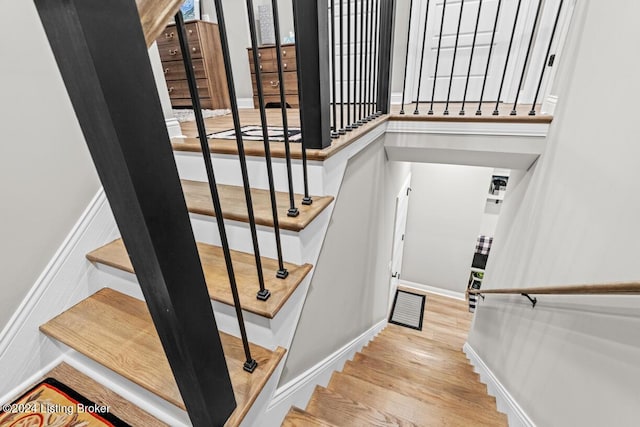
[
  {"left": 271, "top": 0, "right": 304, "bottom": 212},
  {"left": 331, "top": 0, "right": 339, "bottom": 137},
  {"left": 175, "top": 11, "right": 257, "bottom": 372},
  {"left": 339, "top": 0, "right": 347, "bottom": 134},
  {"left": 365, "top": 0, "right": 374, "bottom": 119},
  {"left": 346, "top": 0, "right": 353, "bottom": 130},
  {"left": 476, "top": 0, "right": 501, "bottom": 115},
  {"left": 358, "top": 0, "right": 366, "bottom": 124},
  {"left": 399, "top": 0, "right": 414, "bottom": 115},
  {"left": 444, "top": 0, "right": 465, "bottom": 115},
  {"left": 372, "top": 0, "right": 381, "bottom": 116},
  {"left": 460, "top": 0, "right": 483, "bottom": 115},
  {"left": 413, "top": 0, "right": 431, "bottom": 115},
  {"left": 529, "top": 0, "right": 563, "bottom": 116},
  {"left": 510, "top": 0, "right": 543, "bottom": 115},
  {"left": 493, "top": 0, "right": 522, "bottom": 115},
  {"left": 245, "top": 0, "right": 288, "bottom": 281},
  {"left": 428, "top": 0, "right": 447, "bottom": 115}
]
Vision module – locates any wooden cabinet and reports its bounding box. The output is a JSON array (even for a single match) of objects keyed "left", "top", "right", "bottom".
[
  {"left": 247, "top": 44, "right": 299, "bottom": 109},
  {"left": 156, "top": 20, "right": 230, "bottom": 110}
]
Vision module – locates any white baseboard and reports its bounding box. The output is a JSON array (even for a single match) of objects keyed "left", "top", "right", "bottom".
[
  {"left": 399, "top": 279, "right": 466, "bottom": 301},
  {"left": 263, "top": 319, "right": 387, "bottom": 426},
  {"left": 464, "top": 343, "right": 535, "bottom": 427},
  {"left": 165, "top": 117, "right": 184, "bottom": 139},
  {"left": 0, "top": 355, "right": 66, "bottom": 405},
  {"left": 0, "top": 189, "right": 118, "bottom": 398},
  {"left": 237, "top": 97, "right": 254, "bottom": 109},
  {"left": 390, "top": 92, "right": 404, "bottom": 105}
]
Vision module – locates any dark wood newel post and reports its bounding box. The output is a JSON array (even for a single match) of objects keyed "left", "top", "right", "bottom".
[
  {"left": 34, "top": 0, "right": 236, "bottom": 425},
  {"left": 292, "top": 0, "right": 332, "bottom": 150}
]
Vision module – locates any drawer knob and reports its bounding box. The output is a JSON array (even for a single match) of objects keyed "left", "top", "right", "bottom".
[
  {"left": 165, "top": 32, "right": 174, "bottom": 39},
  {"left": 188, "top": 29, "right": 193, "bottom": 35},
  {"left": 168, "top": 87, "right": 174, "bottom": 93},
  {"left": 258, "top": 52, "right": 261, "bottom": 58},
  {"left": 192, "top": 47, "right": 197, "bottom": 52},
  {"left": 270, "top": 80, "right": 280, "bottom": 88},
  {"left": 282, "top": 50, "right": 287, "bottom": 56},
  {"left": 283, "top": 63, "right": 288, "bottom": 69},
  {"left": 164, "top": 68, "right": 169, "bottom": 74},
  {"left": 169, "top": 49, "right": 178, "bottom": 56},
  {"left": 259, "top": 64, "right": 263, "bottom": 70}
]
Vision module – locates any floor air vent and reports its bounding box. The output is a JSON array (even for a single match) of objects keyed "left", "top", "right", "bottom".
[{"left": 389, "top": 290, "right": 426, "bottom": 331}]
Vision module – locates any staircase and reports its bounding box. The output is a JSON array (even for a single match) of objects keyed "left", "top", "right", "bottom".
[{"left": 282, "top": 292, "right": 508, "bottom": 426}]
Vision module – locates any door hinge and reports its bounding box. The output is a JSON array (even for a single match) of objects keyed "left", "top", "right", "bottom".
[
  {"left": 548, "top": 54, "right": 556, "bottom": 67},
  {"left": 401, "top": 234, "right": 404, "bottom": 241},
  {"left": 406, "top": 187, "right": 412, "bottom": 196}
]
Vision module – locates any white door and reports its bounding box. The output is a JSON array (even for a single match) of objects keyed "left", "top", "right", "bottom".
[{"left": 389, "top": 175, "right": 411, "bottom": 313}]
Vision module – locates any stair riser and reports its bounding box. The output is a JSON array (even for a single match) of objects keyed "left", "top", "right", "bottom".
[{"left": 174, "top": 151, "right": 325, "bottom": 196}]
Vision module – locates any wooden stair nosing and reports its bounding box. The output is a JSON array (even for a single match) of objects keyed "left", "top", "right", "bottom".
[
  {"left": 86, "top": 238, "right": 312, "bottom": 319},
  {"left": 328, "top": 370, "right": 502, "bottom": 427},
  {"left": 282, "top": 407, "right": 338, "bottom": 427},
  {"left": 181, "top": 179, "right": 334, "bottom": 232},
  {"left": 341, "top": 360, "right": 503, "bottom": 421},
  {"left": 306, "top": 385, "right": 419, "bottom": 427},
  {"left": 372, "top": 333, "right": 475, "bottom": 362},
  {"left": 39, "top": 288, "right": 285, "bottom": 427}
]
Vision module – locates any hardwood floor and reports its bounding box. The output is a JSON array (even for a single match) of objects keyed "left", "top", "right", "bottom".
[
  {"left": 40, "top": 289, "right": 286, "bottom": 427},
  {"left": 282, "top": 290, "right": 508, "bottom": 426},
  {"left": 87, "top": 238, "right": 312, "bottom": 319}
]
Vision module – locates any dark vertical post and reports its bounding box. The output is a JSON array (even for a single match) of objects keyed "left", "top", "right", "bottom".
[
  {"left": 399, "top": 0, "right": 414, "bottom": 114},
  {"left": 339, "top": 0, "right": 347, "bottom": 134},
  {"left": 365, "top": 0, "right": 375, "bottom": 119},
  {"left": 346, "top": 0, "right": 353, "bottom": 130},
  {"left": 357, "top": 0, "right": 366, "bottom": 124},
  {"left": 476, "top": 0, "right": 501, "bottom": 115},
  {"left": 444, "top": 0, "right": 465, "bottom": 115},
  {"left": 371, "top": 0, "right": 381, "bottom": 116},
  {"left": 330, "top": 0, "right": 339, "bottom": 137},
  {"left": 529, "top": 0, "right": 564, "bottom": 116},
  {"left": 293, "top": 0, "right": 332, "bottom": 149},
  {"left": 413, "top": 0, "right": 431, "bottom": 115},
  {"left": 428, "top": 0, "right": 447, "bottom": 115},
  {"left": 460, "top": 0, "right": 483, "bottom": 115},
  {"left": 175, "top": 12, "right": 261, "bottom": 368},
  {"left": 244, "top": 2, "right": 289, "bottom": 279},
  {"left": 34, "top": 0, "right": 236, "bottom": 425},
  {"left": 493, "top": 0, "right": 522, "bottom": 115},
  {"left": 510, "top": 0, "right": 543, "bottom": 115},
  {"left": 376, "top": 0, "right": 397, "bottom": 114}
]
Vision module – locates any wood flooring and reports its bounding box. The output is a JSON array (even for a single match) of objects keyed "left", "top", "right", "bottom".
[
  {"left": 40, "top": 289, "right": 286, "bottom": 427},
  {"left": 282, "top": 290, "right": 508, "bottom": 426},
  {"left": 87, "top": 238, "right": 311, "bottom": 318}
]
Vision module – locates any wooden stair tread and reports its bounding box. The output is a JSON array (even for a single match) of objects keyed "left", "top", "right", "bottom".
[
  {"left": 181, "top": 179, "right": 333, "bottom": 232},
  {"left": 87, "top": 238, "right": 311, "bottom": 318},
  {"left": 282, "top": 407, "right": 337, "bottom": 427},
  {"left": 341, "top": 360, "right": 501, "bottom": 420},
  {"left": 371, "top": 333, "right": 473, "bottom": 363},
  {"left": 306, "top": 386, "right": 418, "bottom": 427},
  {"left": 7, "top": 362, "right": 168, "bottom": 426},
  {"left": 328, "top": 371, "right": 498, "bottom": 427},
  {"left": 39, "top": 288, "right": 285, "bottom": 427}
]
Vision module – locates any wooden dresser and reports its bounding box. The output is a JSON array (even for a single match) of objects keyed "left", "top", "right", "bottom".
[
  {"left": 156, "top": 20, "right": 230, "bottom": 109},
  {"left": 247, "top": 43, "right": 299, "bottom": 109}
]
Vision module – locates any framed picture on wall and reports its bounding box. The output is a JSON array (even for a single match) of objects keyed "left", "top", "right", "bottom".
[{"left": 180, "top": 0, "right": 200, "bottom": 21}]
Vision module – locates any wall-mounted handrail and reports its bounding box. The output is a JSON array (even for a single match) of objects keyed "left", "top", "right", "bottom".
[{"left": 469, "top": 282, "right": 640, "bottom": 296}]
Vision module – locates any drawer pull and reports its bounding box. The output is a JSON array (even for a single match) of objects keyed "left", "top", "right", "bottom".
[
  {"left": 282, "top": 50, "right": 287, "bottom": 56},
  {"left": 270, "top": 80, "right": 280, "bottom": 88},
  {"left": 258, "top": 52, "right": 261, "bottom": 58},
  {"left": 188, "top": 29, "right": 193, "bottom": 35},
  {"left": 164, "top": 68, "right": 169, "bottom": 74},
  {"left": 165, "top": 32, "right": 174, "bottom": 39},
  {"left": 259, "top": 64, "right": 263, "bottom": 70},
  {"left": 192, "top": 47, "right": 197, "bottom": 52},
  {"left": 168, "top": 87, "right": 174, "bottom": 93},
  {"left": 283, "top": 63, "right": 288, "bottom": 69},
  {"left": 169, "top": 49, "right": 178, "bottom": 56}
]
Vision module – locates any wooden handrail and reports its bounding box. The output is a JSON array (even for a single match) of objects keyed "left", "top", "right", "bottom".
[
  {"left": 136, "top": 0, "right": 184, "bottom": 47},
  {"left": 468, "top": 282, "right": 640, "bottom": 296}
]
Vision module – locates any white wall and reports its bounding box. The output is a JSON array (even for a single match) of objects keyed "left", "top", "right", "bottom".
[
  {"left": 401, "top": 163, "right": 492, "bottom": 294},
  {"left": 468, "top": 2, "right": 640, "bottom": 426},
  {"left": 0, "top": 2, "right": 101, "bottom": 332},
  {"left": 280, "top": 139, "right": 410, "bottom": 384}
]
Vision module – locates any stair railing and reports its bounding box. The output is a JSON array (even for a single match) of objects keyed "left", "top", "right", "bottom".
[
  {"left": 469, "top": 282, "right": 640, "bottom": 308},
  {"left": 34, "top": 0, "right": 236, "bottom": 424},
  {"left": 400, "top": 0, "right": 566, "bottom": 116}
]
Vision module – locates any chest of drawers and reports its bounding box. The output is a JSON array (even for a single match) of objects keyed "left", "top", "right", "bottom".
[
  {"left": 156, "top": 20, "right": 230, "bottom": 110},
  {"left": 247, "top": 43, "right": 299, "bottom": 109}
]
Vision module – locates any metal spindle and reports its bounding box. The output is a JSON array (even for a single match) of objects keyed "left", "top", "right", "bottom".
[
  {"left": 510, "top": 0, "right": 543, "bottom": 115},
  {"left": 413, "top": 0, "right": 431, "bottom": 115},
  {"left": 476, "top": 0, "right": 501, "bottom": 115},
  {"left": 353, "top": 0, "right": 364, "bottom": 127},
  {"left": 175, "top": 10, "right": 257, "bottom": 373},
  {"left": 365, "top": 0, "right": 374, "bottom": 119},
  {"left": 372, "top": 0, "right": 381, "bottom": 116},
  {"left": 428, "top": 0, "right": 447, "bottom": 115},
  {"left": 271, "top": 0, "right": 303, "bottom": 212},
  {"left": 460, "top": 0, "right": 483, "bottom": 115},
  {"left": 246, "top": 0, "right": 288, "bottom": 281},
  {"left": 444, "top": 0, "right": 465, "bottom": 115},
  {"left": 399, "top": 0, "right": 414, "bottom": 114},
  {"left": 330, "top": 0, "right": 339, "bottom": 137},
  {"left": 493, "top": 0, "right": 522, "bottom": 115},
  {"left": 346, "top": 0, "right": 353, "bottom": 130},
  {"left": 339, "top": 0, "right": 346, "bottom": 134},
  {"left": 529, "top": 0, "right": 563, "bottom": 116}
]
